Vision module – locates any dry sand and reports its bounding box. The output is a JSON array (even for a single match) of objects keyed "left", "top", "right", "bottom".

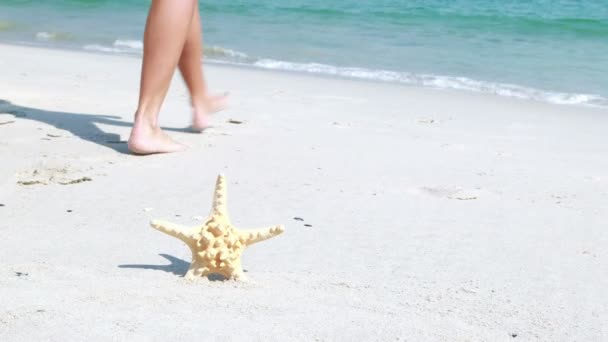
[{"left": 1, "top": 44, "right": 607, "bottom": 341}]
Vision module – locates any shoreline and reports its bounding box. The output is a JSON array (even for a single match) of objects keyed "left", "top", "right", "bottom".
[
  {"left": 1, "top": 41, "right": 606, "bottom": 110},
  {"left": 1, "top": 42, "right": 607, "bottom": 340}
]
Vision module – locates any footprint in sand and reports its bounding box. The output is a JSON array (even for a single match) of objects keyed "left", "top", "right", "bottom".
[
  {"left": 0, "top": 117, "right": 15, "bottom": 125},
  {"left": 16, "top": 163, "right": 95, "bottom": 186},
  {"left": 0, "top": 112, "right": 21, "bottom": 125}
]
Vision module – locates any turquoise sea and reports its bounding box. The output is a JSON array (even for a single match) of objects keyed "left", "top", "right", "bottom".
[{"left": 1, "top": 0, "right": 607, "bottom": 107}]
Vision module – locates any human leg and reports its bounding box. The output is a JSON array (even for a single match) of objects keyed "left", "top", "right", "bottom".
[
  {"left": 128, "top": 0, "right": 197, "bottom": 154},
  {"left": 177, "top": 2, "right": 227, "bottom": 131}
]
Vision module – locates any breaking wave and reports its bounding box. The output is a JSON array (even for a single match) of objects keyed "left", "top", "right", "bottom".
[
  {"left": 80, "top": 42, "right": 607, "bottom": 108},
  {"left": 84, "top": 39, "right": 143, "bottom": 54},
  {"left": 250, "top": 59, "right": 607, "bottom": 107}
]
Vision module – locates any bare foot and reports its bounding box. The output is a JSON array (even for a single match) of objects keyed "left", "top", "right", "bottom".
[
  {"left": 192, "top": 93, "right": 229, "bottom": 132},
  {"left": 128, "top": 122, "right": 186, "bottom": 155}
]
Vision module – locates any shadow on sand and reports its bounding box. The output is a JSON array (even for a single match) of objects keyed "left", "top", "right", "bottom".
[
  {"left": 119, "top": 253, "right": 191, "bottom": 277},
  {"left": 119, "top": 254, "right": 230, "bottom": 281},
  {"left": 0, "top": 99, "right": 193, "bottom": 154}
]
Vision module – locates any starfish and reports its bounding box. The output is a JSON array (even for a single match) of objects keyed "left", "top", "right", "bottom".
[{"left": 150, "top": 175, "right": 284, "bottom": 281}]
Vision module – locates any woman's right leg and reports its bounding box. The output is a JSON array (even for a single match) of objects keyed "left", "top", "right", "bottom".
[{"left": 128, "top": 0, "right": 197, "bottom": 155}]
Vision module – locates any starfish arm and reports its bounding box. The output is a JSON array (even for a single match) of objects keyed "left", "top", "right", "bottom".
[
  {"left": 150, "top": 220, "right": 196, "bottom": 244},
  {"left": 212, "top": 175, "right": 228, "bottom": 216},
  {"left": 239, "top": 225, "right": 285, "bottom": 246}
]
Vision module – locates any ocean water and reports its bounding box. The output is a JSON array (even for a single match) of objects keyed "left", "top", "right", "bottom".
[{"left": 0, "top": 0, "right": 607, "bottom": 107}]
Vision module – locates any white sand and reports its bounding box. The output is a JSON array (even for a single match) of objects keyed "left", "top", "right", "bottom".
[{"left": 0, "top": 43, "right": 607, "bottom": 341}]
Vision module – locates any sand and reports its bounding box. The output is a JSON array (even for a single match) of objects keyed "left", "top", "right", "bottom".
[{"left": 0, "top": 43, "right": 607, "bottom": 341}]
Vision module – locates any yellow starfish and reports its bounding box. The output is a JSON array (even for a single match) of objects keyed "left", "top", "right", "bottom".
[{"left": 150, "top": 175, "right": 284, "bottom": 281}]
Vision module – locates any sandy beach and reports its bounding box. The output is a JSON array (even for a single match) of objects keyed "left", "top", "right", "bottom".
[{"left": 1, "top": 43, "right": 607, "bottom": 341}]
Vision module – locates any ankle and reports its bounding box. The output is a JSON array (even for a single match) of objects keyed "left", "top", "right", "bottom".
[
  {"left": 133, "top": 110, "right": 157, "bottom": 130},
  {"left": 191, "top": 96, "right": 209, "bottom": 110}
]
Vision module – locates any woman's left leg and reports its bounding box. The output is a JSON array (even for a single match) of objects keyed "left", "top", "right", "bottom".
[{"left": 178, "top": 1, "right": 227, "bottom": 131}]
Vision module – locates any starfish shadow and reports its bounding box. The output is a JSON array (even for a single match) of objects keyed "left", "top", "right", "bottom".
[
  {"left": 119, "top": 254, "right": 191, "bottom": 276},
  {"left": 118, "top": 254, "right": 232, "bottom": 281},
  {"left": 0, "top": 99, "right": 196, "bottom": 154}
]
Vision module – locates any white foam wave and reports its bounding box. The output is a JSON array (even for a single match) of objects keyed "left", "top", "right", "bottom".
[
  {"left": 83, "top": 44, "right": 125, "bottom": 53},
  {"left": 113, "top": 39, "right": 143, "bottom": 50},
  {"left": 253, "top": 59, "right": 607, "bottom": 107},
  {"left": 78, "top": 41, "right": 606, "bottom": 108},
  {"left": 205, "top": 45, "right": 250, "bottom": 60},
  {"left": 36, "top": 32, "right": 55, "bottom": 41},
  {"left": 83, "top": 39, "right": 143, "bottom": 54},
  {"left": 36, "top": 31, "right": 72, "bottom": 41},
  {"left": 85, "top": 41, "right": 251, "bottom": 60}
]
